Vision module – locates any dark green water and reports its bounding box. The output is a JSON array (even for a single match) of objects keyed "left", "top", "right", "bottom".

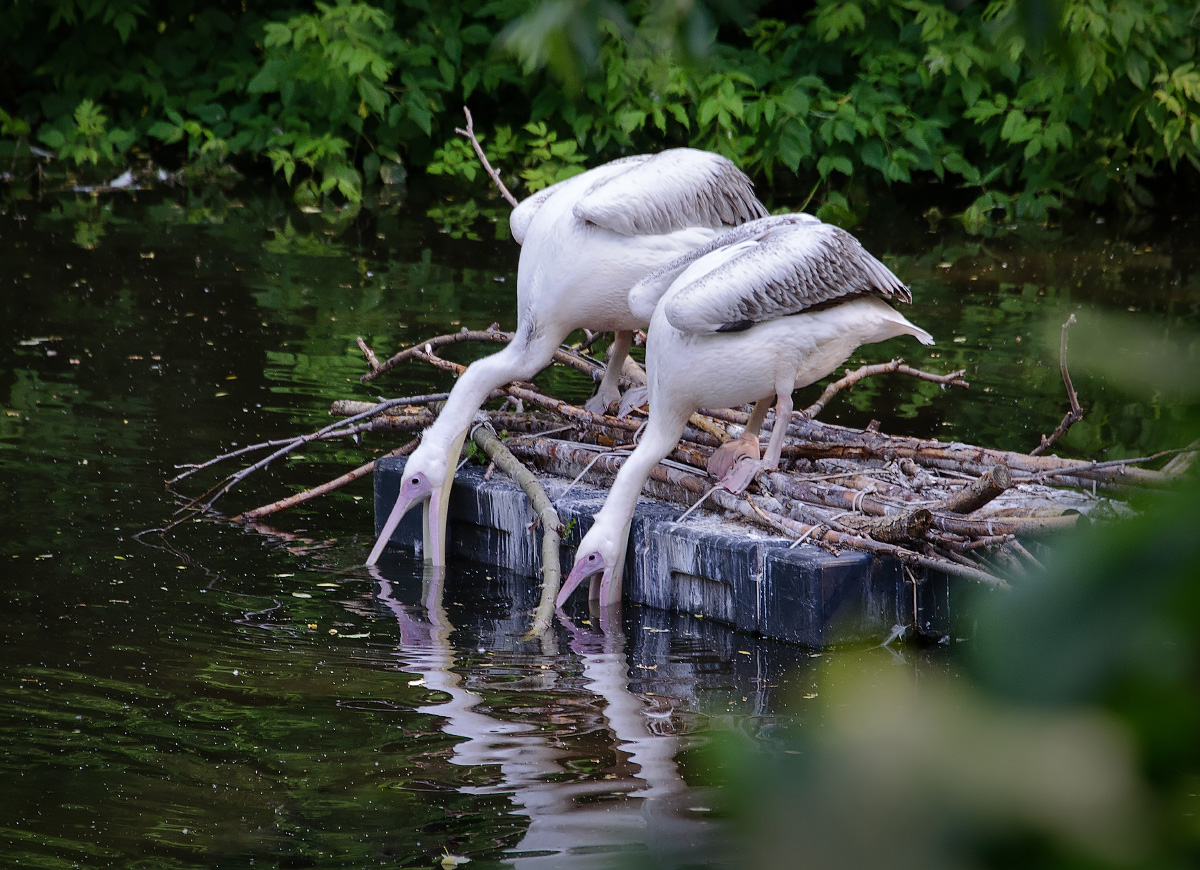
[{"left": 1, "top": 178, "right": 1196, "bottom": 869}]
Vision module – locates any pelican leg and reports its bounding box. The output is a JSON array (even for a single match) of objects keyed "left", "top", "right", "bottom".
[
  {"left": 707, "top": 397, "right": 772, "bottom": 481},
  {"left": 583, "top": 330, "right": 634, "bottom": 414},
  {"left": 761, "top": 388, "right": 794, "bottom": 471}
]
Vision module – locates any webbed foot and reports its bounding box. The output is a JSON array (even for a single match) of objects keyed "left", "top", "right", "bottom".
[{"left": 707, "top": 433, "right": 760, "bottom": 481}]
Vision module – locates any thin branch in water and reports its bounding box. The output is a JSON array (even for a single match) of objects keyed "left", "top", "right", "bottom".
[
  {"left": 467, "top": 419, "right": 562, "bottom": 638},
  {"left": 173, "top": 396, "right": 435, "bottom": 517},
  {"left": 234, "top": 438, "right": 420, "bottom": 522},
  {"left": 1032, "top": 313, "right": 1084, "bottom": 455},
  {"left": 170, "top": 435, "right": 315, "bottom": 483},
  {"left": 172, "top": 393, "right": 444, "bottom": 485}
]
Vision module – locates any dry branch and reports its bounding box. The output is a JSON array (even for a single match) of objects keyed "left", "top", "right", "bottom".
[
  {"left": 468, "top": 420, "right": 562, "bottom": 637},
  {"left": 456, "top": 106, "right": 520, "bottom": 209},
  {"left": 802, "top": 359, "right": 969, "bottom": 419},
  {"left": 506, "top": 437, "right": 1008, "bottom": 587},
  {"left": 931, "top": 464, "right": 1012, "bottom": 514},
  {"left": 360, "top": 328, "right": 513, "bottom": 384},
  {"left": 1032, "top": 314, "right": 1084, "bottom": 455},
  {"left": 169, "top": 325, "right": 1186, "bottom": 607},
  {"left": 782, "top": 416, "right": 1175, "bottom": 490},
  {"left": 234, "top": 439, "right": 419, "bottom": 522}
]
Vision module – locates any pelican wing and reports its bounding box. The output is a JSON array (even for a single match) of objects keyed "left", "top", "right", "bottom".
[
  {"left": 508, "top": 154, "right": 651, "bottom": 245},
  {"left": 573, "top": 149, "right": 767, "bottom": 236},
  {"left": 661, "top": 215, "right": 911, "bottom": 334}
]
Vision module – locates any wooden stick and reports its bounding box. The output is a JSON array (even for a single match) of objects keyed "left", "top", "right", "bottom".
[
  {"left": 468, "top": 421, "right": 563, "bottom": 638},
  {"left": 762, "top": 471, "right": 1080, "bottom": 537},
  {"left": 233, "top": 439, "right": 419, "bottom": 521},
  {"left": 688, "top": 405, "right": 1170, "bottom": 488},
  {"left": 930, "top": 464, "right": 1012, "bottom": 514},
  {"left": 802, "top": 359, "right": 969, "bottom": 419},
  {"left": 836, "top": 508, "right": 933, "bottom": 543},
  {"left": 455, "top": 106, "right": 520, "bottom": 208},
  {"left": 1032, "top": 313, "right": 1084, "bottom": 455},
  {"left": 169, "top": 393, "right": 443, "bottom": 483},
  {"left": 507, "top": 438, "right": 1008, "bottom": 587},
  {"left": 782, "top": 416, "right": 1175, "bottom": 489},
  {"left": 359, "top": 328, "right": 514, "bottom": 383},
  {"left": 170, "top": 396, "right": 441, "bottom": 513},
  {"left": 358, "top": 329, "right": 606, "bottom": 385}
]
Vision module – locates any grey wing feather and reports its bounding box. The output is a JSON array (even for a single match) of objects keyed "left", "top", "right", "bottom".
[
  {"left": 573, "top": 149, "right": 767, "bottom": 236},
  {"left": 663, "top": 215, "right": 911, "bottom": 334}
]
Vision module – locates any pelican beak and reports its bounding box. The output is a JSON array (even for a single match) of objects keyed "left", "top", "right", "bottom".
[
  {"left": 365, "top": 475, "right": 432, "bottom": 566},
  {"left": 557, "top": 554, "right": 608, "bottom": 609}
]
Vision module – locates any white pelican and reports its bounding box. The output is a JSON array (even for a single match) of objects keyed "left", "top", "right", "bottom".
[
  {"left": 557, "top": 213, "right": 934, "bottom": 606},
  {"left": 366, "top": 149, "right": 766, "bottom": 566}
]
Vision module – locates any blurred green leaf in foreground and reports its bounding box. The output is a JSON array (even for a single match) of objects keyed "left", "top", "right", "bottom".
[{"left": 690, "top": 314, "right": 1200, "bottom": 870}]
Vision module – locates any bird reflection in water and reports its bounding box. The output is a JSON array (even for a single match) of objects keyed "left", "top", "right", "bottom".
[{"left": 371, "top": 564, "right": 717, "bottom": 868}]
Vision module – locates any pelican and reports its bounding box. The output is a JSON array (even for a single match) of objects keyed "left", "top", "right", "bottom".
[
  {"left": 558, "top": 213, "right": 934, "bottom": 607},
  {"left": 366, "top": 148, "right": 766, "bottom": 566}
]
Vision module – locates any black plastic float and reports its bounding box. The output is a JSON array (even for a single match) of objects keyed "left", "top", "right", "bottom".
[{"left": 374, "top": 456, "right": 958, "bottom": 646}]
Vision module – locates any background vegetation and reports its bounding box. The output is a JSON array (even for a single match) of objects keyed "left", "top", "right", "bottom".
[{"left": 2, "top": 0, "right": 1199, "bottom": 228}]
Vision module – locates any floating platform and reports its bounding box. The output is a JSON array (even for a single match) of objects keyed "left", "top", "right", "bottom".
[{"left": 373, "top": 456, "right": 959, "bottom": 646}]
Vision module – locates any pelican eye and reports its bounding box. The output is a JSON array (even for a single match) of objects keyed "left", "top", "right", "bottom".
[{"left": 411, "top": 477, "right": 420, "bottom": 485}]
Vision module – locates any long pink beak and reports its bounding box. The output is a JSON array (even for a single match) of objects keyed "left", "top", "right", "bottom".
[
  {"left": 556, "top": 555, "right": 608, "bottom": 609},
  {"left": 365, "top": 477, "right": 432, "bottom": 566}
]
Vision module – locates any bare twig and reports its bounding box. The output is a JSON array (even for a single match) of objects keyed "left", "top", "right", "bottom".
[
  {"left": 169, "top": 395, "right": 441, "bottom": 513},
  {"left": 455, "top": 106, "right": 519, "bottom": 208},
  {"left": 359, "top": 328, "right": 514, "bottom": 383},
  {"left": 468, "top": 420, "right": 563, "bottom": 637},
  {"left": 778, "top": 415, "right": 1176, "bottom": 490},
  {"left": 1032, "top": 313, "right": 1084, "bottom": 455},
  {"left": 358, "top": 328, "right": 608, "bottom": 385},
  {"left": 233, "top": 439, "right": 420, "bottom": 522},
  {"left": 1162, "top": 438, "right": 1200, "bottom": 475},
  {"left": 802, "top": 359, "right": 969, "bottom": 419}
]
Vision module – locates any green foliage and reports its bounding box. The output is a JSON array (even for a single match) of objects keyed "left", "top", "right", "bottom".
[
  {"left": 1, "top": 1, "right": 1198, "bottom": 225},
  {"left": 37, "top": 98, "right": 134, "bottom": 169}
]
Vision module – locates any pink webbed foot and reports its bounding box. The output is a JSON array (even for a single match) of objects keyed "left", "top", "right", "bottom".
[
  {"left": 583, "top": 387, "right": 619, "bottom": 415},
  {"left": 716, "top": 455, "right": 762, "bottom": 494},
  {"left": 707, "top": 433, "right": 760, "bottom": 481}
]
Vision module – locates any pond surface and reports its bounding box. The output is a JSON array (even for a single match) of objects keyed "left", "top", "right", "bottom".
[{"left": 0, "top": 176, "right": 1196, "bottom": 869}]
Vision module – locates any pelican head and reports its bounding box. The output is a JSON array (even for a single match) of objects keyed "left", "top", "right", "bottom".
[
  {"left": 365, "top": 429, "right": 465, "bottom": 567},
  {"left": 556, "top": 518, "right": 632, "bottom": 608}
]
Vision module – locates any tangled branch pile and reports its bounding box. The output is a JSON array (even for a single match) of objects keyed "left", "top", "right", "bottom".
[{"left": 170, "top": 324, "right": 1193, "bottom": 596}]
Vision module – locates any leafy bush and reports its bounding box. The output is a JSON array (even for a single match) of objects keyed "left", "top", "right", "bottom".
[{"left": 1, "top": 0, "right": 1197, "bottom": 228}]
